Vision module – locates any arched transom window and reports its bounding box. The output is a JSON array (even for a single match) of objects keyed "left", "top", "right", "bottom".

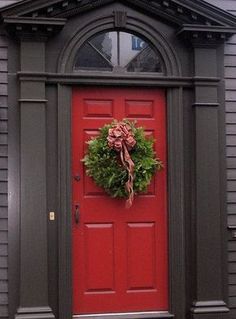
[{"left": 74, "top": 31, "right": 163, "bottom": 73}]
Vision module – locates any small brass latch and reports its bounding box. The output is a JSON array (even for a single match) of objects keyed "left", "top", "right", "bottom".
[{"left": 49, "top": 212, "right": 55, "bottom": 221}]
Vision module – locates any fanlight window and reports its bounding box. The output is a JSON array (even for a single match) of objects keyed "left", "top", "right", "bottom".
[{"left": 74, "top": 31, "right": 163, "bottom": 73}]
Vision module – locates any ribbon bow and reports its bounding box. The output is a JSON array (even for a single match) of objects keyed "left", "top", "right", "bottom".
[{"left": 107, "top": 121, "right": 136, "bottom": 208}]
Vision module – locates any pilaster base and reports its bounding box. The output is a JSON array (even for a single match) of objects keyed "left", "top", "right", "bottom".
[
  {"left": 15, "top": 307, "right": 55, "bottom": 319},
  {"left": 191, "top": 301, "right": 229, "bottom": 319}
]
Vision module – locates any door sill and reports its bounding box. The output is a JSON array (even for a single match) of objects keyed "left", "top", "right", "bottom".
[{"left": 73, "top": 311, "right": 174, "bottom": 319}]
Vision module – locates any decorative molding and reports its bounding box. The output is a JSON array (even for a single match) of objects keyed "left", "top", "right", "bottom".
[
  {"left": 19, "top": 99, "right": 48, "bottom": 103},
  {"left": 2, "top": 0, "right": 235, "bottom": 47},
  {"left": 114, "top": 11, "right": 127, "bottom": 28},
  {"left": 15, "top": 307, "right": 55, "bottom": 319},
  {"left": 3, "top": 17, "right": 66, "bottom": 41},
  {"left": 177, "top": 24, "right": 236, "bottom": 43},
  {"left": 192, "top": 102, "right": 219, "bottom": 107},
  {"left": 191, "top": 300, "right": 229, "bottom": 314},
  {"left": 56, "top": 14, "right": 181, "bottom": 75},
  {"left": 1, "top": 0, "right": 236, "bottom": 33},
  {"left": 73, "top": 311, "right": 174, "bottom": 319},
  {"left": 228, "top": 225, "right": 236, "bottom": 229},
  {"left": 17, "top": 71, "right": 192, "bottom": 86},
  {"left": 16, "top": 71, "right": 223, "bottom": 88},
  {"left": 4, "top": 1, "right": 232, "bottom": 319}
]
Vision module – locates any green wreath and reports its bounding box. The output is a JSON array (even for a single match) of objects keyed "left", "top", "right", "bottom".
[{"left": 82, "top": 119, "right": 163, "bottom": 200}]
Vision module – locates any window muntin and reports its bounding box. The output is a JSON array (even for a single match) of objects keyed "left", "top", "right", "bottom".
[{"left": 74, "top": 31, "right": 163, "bottom": 73}]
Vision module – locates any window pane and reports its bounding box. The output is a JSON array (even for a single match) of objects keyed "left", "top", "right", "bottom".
[
  {"left": 119, "top": 32, "right": 147, "bottom": 67},
  {"left": 74, "top": 43, "right": 113, "bottom": 71},
  {"left": 74, "top": 30, "right": 162, "bottom": 73},
  {"left": 90, "top": 32, "right": 118, "bottom": 66},
  {"left": 126, "top": 47, "right": 162, "bottom": 72}
]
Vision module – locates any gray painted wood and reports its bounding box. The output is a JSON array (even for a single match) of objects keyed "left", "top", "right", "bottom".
[
  {"left": 206, "top": 0, "right": 236, "bottom": 314},
  {"left": 0, "top": 30, "right": 8, "bottom": 319},
  {"left": 224, "top": 8, "right": 236, "bottom": 273},
  {"left": 0, "top": 5, "right": 14, "bottom": 319},
  {"left": 0, "top": 0, "right": 21, "bottom": 9},
  {"left": 0, "top": 0, "right": 234, "bottom": 318}
]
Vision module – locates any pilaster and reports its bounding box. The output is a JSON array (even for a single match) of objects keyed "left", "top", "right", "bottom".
[
  {"left": 191, "top": 45, "right": 229, "bottom": 319},
  {"left": 15, "top": 37, "right": 54, "bottom": 319}
]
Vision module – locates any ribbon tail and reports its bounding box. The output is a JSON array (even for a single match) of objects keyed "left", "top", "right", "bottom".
[
  {"left": 119, "top": 145, "right": 127, "bottom": 169},
  {"left": 125, "top": 182, "right": 134, "bottom": 208},
  {"left": 123, "top": 144, "right": 135, "bottom": 208}
]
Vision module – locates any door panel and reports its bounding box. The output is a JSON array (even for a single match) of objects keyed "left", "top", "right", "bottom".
[
  {"left": 127, "top": 222, "right": 156, "bottom": 290},
  {"left": 72, "top": 87, "right": 168, "bottom": 314}
]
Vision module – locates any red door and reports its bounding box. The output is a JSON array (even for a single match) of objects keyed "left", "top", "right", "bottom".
[{"left": 72, "top": 87, "right": 168, "bottom": 315}]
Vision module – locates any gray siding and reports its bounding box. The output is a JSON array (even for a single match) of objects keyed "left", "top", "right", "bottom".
[
  {"left": 206, "top": 0, "right": 236, "bottom": 318},
  {"left": 226, "top": 32, "right": 236, "bottom": 319},
  {"left": 0, "top": 30, "right": 8, "bottom": 319},
  {"left": 0, "top": 1, "right": 18, "bottom": 316},
  {"left": 225, "top": 16, "right": 236, "bottom": 319}
]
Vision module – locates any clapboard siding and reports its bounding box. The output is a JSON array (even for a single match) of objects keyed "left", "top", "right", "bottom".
[
  {"left": 0, "top": 2, "right": 20, "bottom": 316},
  {"left": 0, "top": 27, "right": 8, "bottom": 319},
  {"left": 225, "top": 27, "right": 236, "bottom": 317},
  {"left": 207, "top": 0, "right": 236, "bottom": 316}
]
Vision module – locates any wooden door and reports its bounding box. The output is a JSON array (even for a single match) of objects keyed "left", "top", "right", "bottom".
[{"left": 72, "top": 87, "right": 168, "bottom": 315}]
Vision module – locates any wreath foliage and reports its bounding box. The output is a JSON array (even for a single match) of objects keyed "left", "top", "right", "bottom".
[{"left": 82, "top": 120, "right": 163, "bottom": 198}]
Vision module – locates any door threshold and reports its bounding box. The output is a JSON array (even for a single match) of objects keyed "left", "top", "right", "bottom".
[{"left": 73, "top": 311, "right": 174, "bottom": 319}]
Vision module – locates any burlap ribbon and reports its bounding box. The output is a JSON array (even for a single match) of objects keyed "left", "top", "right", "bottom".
[{"left": 107, "top": 121, "right": 136, "bottom": 208}]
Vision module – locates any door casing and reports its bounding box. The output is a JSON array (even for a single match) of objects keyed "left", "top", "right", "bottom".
[{"left": 57, "top": 83, "right": 186, "bottom": 319}]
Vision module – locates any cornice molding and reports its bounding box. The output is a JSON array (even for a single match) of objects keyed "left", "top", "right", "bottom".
[
  {"left": 1, "top": 0, "right": 236, "bottom": 42},
  {"left": 1, "top": 0, "right": 236, "bottom": 27},
  {"left": 177, "top": 24, "right": 236, "bottom": 44},
  {"left": 3, "top": 16, "right": 66, "bottom": 41}
]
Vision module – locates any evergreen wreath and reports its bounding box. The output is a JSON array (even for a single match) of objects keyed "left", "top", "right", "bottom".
[{"left": 82, "top": 119, "right": 163, "bottom": 206}]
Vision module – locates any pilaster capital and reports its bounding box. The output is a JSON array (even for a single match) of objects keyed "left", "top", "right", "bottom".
[
  {"left": 3, "top": 16, "right": 66, "bottom": 41},
  {"left": 177, "top": 25, "right": 236, "bottom": 47}
]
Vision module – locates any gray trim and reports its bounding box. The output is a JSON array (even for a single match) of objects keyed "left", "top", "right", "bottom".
[
  {"left": 2, "top": 0, "right": 236, "bottom": 30},
  {"left": 167, "top": 87, "right": 185, "bottom": 318},
  {"left": 57, "top": 14, "right": 181, "bottom": 76},
  {"left": 57, "top": 84, "right": 72, "bottom": 319},
  {"left": 17, "top": 72, "right": 222, "bottom": 87},
  {"left": 190, "top": 45, "right": 229, "bottom": 318},
  {"left": 3, "top": 16, "right": 66, "bottom": 40},
  {"left": 18, "top": 99, "right": 48, "bottom": 103},
  {"left": 14, "top": 40, "right": 55, "bottom": 319},
  {"left": 4, "top": 2, "right": 231, "bottom": 319},
  {"left": 56, "top": 9, "right": 186, "bottom": 319},
  {"left": 57, "top": 84, "right": 186, "bottom": 319},
  {"left": 73, "top": 311, "right": 174, "bottom": 319},
  {"left": 192, "top": 102, "right": 220, "bottom": 107},
  {"left": 8, "top": 34, "right": 20, "bottom": 319},
  {"left": 191, "top": 300, "right": 229, "bottom": 314},
  {"left": 15, "top": 307, "right": 55, "bottom": 319},
  {"left": 0, "top": 30, "right": 9, "bottom": 319}
]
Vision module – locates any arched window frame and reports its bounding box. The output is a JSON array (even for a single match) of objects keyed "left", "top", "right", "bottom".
[
  {"left": 58, "top": 16, "right": 181, "bottom": 77},
  {"left": 73, "top": 30, "right": 165, "bottom": 74}
]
